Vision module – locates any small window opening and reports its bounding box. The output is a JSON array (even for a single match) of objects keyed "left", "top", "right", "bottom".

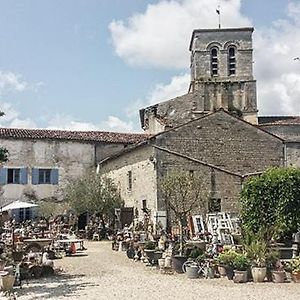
[
  {"left": 128, "top": 170, "right": 132, "bottom": 191},
  {"left": 142, "top": 199, "right": 147, "bottom": 210},
  {"left": 211, "top": 48, "right": 218, "bottom": 76},
  {"left": 38, "top": 169, "right": 51, "bottom": 184},
  {"left": 7, "top": 168, "right": 20, "bottom": 184},
  {"left": 228, "top": 47, "right": 236, "bottom": 75}
]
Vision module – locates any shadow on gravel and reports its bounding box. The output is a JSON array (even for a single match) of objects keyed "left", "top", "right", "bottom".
[{"left": 16, "top": 273, "right": 99, "bottom": 299}]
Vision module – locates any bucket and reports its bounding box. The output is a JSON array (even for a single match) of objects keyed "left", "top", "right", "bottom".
[{"left": 182, "top": 261, "right": 200, "bottom": 279}]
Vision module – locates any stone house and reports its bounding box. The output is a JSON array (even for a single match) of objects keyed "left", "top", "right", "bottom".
[
  {"left": 0, "top": 128, "right": 146, "bottom": 207},
  {"left": 98, "top": 109, "right": 285, "bottom": 227}
]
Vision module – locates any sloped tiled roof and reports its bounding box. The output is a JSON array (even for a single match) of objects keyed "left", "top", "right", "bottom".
[
  {"left": 0, "top": 127, "right": 148, "bottom": 144},
  {"left": 258, "top": 116, "right": 300, "bottom": 125}
]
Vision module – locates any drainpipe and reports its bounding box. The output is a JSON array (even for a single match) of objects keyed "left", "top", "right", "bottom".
[{"left": 283, "top": 143, "right": 287, "bottom": 167}]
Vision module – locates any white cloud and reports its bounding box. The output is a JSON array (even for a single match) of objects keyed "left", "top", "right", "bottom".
[
  {"left": 0, "top": 102, "right": 37, "bottom": 128},
  {"left": 46, "top": 114, "right": 135, "bottom": 133},
  {"left": 255, "top": 1, "right": 300, "bottom": 115},
  {"left": 0, "top": 71, "right": 28, "bottom": 93},
  {"left": 148, "top": 73, "right": 190, "bottom": 103},
  {"left": 109, "top": 0, "right": 251, "bottom": 68},
  {"left": 115, "top": 0, "right": 300, "bottom": 117}
]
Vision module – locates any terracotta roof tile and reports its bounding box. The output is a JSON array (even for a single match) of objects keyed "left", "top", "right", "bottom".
[{"left": 0, "top": 127, "right": 148, "bottom": 144}]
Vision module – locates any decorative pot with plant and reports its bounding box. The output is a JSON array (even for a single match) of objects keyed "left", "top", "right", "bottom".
[
  {"left": 233, "top": 253, "right": 250, "bottom": 283},
  {"left": 171, "top": 242, "right": 187, "bottom": 274},
  {"left": 245, "top": 239, "right": 267, "bottom": 283},
  {"left": 217, "top": 250, "right": 238, "bottom": 280},
  {"left": 287, "top": 256, "right": 300, "bottom": 283},
  {"left": 271, "top": 260, "right": 286, "bottom": 283},
  {"left": 143, "top": 241, "right": 157, "bottom": 265}
]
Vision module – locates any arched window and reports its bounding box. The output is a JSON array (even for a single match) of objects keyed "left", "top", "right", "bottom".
[
  {"left": 210, "top": 48, "right": 218, "bottom": 76},
  {"left": 228, "top": 47, "right": 236, "bottom": 75}
]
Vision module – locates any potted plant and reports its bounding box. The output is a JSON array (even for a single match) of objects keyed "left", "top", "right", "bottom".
[
  {"left": 171, "top": 243, "right": 187, "bottom": 274},
  {"left": 217, "top": 250, "right": 238, "bottom": 280},
  {"left": 287, "top": 256, "right": 300, "bottom": 283},
  {"left": 143, "top": 240, "right": 156, "bottom": 264},
  {"left": 233, "top": 253, "right": 250, "bottom": 283},
  {"left": 245, "top": 239, "right": 267, "bottom": 283},
  {"left": 271, "top": 260, "right": 286, "bottom": 283}
]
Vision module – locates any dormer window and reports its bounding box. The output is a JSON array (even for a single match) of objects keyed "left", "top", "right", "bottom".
[
  {"left": 210, "top": 48, "right": 218, "bottom": 76},
  {"left": 228, "top": 47, "right": 236, "bottom": 75}
]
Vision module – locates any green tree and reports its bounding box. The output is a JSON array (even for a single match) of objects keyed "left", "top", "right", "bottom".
[
  {"left": 160, "top": 171, "right": 207, "bottom": 256},
  {"left": 240, "top": 167, "right": 300, "bottom": 241},
  {"left": 0, "top": 111, "right": 9, "bottom": 163},
  {"left": 64, "top": 173, "right": 122, "bottom": 227}
]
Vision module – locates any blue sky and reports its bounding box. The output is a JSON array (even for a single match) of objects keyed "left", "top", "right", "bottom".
[{"left": 0, "top": 0, "right": 299, "bottom": 132}]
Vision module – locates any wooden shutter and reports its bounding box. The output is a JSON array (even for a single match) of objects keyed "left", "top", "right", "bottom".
[
  {"left": 20, "top": 168, "right": 28, "bottom": 185},
  {"left": 0, "top": 168, "right": 7, "bottom": 185},
  {"left": 50, "top": 169, "right": 59, "bottom": 185},
  {"left": 32, "top": 168, "right": 39, "bottom": 185}
]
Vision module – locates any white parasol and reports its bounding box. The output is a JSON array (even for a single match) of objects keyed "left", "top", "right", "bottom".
[{"left": 1, "top": 200, "right": 38, "bottom": 211}]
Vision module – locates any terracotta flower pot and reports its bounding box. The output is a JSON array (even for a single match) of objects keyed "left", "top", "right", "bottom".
[
  {"left": 218, "top": 265, "right": 227, "bottom": 277},
  {"left": 251, "top": 267, "right": 267, "bottom": 283},
  {"left": 292, "top": 272, "right": 300, "bottom": 283}
]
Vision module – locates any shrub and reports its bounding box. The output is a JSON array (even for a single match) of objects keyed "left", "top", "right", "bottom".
[
  {"left": 233, "top": 253, "right": 250, "bottom": 271},
  {"left": 240, "top": 167, "right": 300, "bottom": 241},
  {"left": 144, "top": 241, "right": 156, "bottom": 250},
  {"left": 217, "top": 250, "right": 238, "bottom": 267}
]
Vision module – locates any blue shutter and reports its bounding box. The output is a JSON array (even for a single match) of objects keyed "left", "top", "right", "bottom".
[
  {"left": 50, "top": 169, "right": 59, "bottom": 185},
  {"left": 32, "top": 168, "right": 39, "bottom": 185},
  {"left": 0, "top": 168, "right": 7, "bottom": 185},
  {"left": 20, "top": 168, "right": 28, "bottom": 185}
]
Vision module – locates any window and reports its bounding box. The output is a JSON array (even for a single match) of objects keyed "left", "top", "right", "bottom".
[
  {"left": 0, "top": 167, "right": 28, "bottom": 185},
  {"left": 32, "top": 168, "right": 59, "bottom": 185},
  {"left": 228, "top": 47, "right": 236, "bottom": 75},
  {"left": 7, "top": 168, "right": 20, "bottom": 184},
  {"left": 38, "top": 169, "right": 51, "bottom": 184},
  {"left": 128, "top": 170, "right": 132, "bottom": 191},
  {"left": 142, "top": 199, "right": 147, "bottom": 210},
  {"left": 210, "top": 48, "right": 219, "bottom": 76}
]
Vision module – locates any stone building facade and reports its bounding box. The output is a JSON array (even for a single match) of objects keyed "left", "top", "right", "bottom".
[
  {"left": 140, "top": 27, "right": 257, "bottom": 134},
  {"left": 98, "top": 110, "right": 285, "bottom": 226},
  {"left": 0, "top": 128, "right": 146, "bottom": 207}
]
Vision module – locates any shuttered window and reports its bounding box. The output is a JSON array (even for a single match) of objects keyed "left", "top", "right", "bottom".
[
  {"left": 32, "top": 168, "right": 59, "bottom": 185},
  {"left": 0, "top": 168, "right": 28, "bottom": 185}
]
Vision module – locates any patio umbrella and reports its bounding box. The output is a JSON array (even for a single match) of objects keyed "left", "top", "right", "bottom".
[{"left": 1, "top": 200, "right": 38, "bottom": 211}]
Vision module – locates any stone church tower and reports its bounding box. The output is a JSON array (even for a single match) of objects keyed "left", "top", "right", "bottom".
[
  {"left": 189, "top": 27, "right": 257, "bottom": 124},
  {"left": 140, "top": 27, "right": 258, "bottom": 133}
]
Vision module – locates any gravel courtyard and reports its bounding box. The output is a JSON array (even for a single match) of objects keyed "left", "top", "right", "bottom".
[{"left": 8, "top": 241, "right": 300, "bottom": 300}]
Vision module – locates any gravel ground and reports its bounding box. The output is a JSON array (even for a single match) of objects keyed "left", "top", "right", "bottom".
[{"left": 3, "top": 241, "right": 299, "bottom": 300}]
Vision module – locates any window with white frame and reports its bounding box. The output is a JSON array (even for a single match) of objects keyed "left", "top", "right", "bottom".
[
  {"left": 228, "top": 47, "right": 236, "bottom": 75},
  {"left": 211, "top": 48, "right": 219, "bottom": 76}
]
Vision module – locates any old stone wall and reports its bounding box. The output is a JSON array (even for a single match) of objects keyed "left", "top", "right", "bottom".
[
  {"left": 155, "top": 148, "right": 243, "bottom": 216},
  {"left": 191, "top": 28, "right": 254, "bottom": 80},
  {"left": 99, "top": 145, "right": 158, "bottom": 221},
  {"left": 155, "top": 110, "right": 284, "bottom": 174},
  {"left": 95, "top": 143, "right": 128, "bottom": 163},
  {"left": 0, "top": 138, "right": 95, "bottom": 205}
]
